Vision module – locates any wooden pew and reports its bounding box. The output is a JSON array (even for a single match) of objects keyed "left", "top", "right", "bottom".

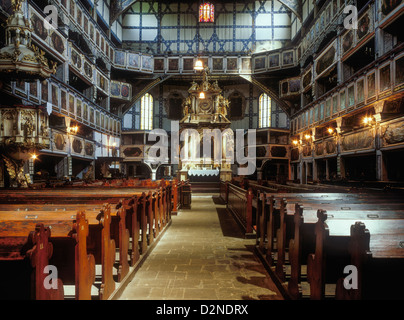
[
  {"left": 255, "top": 192, "right": 404, "bottom": 299},
  {"left": 219, "top": 181, "right": 229, "bottom": 204},
  {"left": 280, "top": 198, "right": 404, "bottom": 287},
  {"left": 0, "top": 182, "right": 173, "bottom": 300},
  {"left": 0, "top": 212, "right": 95, "bottom": 300},
  {"left": 306, "top": 210, "right": 404, "bottom": 300},
  {"left": 0, "top": 205, "right": 116, "bottom": 300},
  {"left": 0, "top": 202, "right": 131, "bottom": 289},
  {"left": 226, "top": 183, "right": 254, "bottom": 236}
]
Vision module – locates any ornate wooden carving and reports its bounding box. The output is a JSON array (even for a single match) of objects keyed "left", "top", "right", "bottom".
[
  {"left": 307, "top": 209, "right": 328, "bottom": 300},
  {"left": 99, "top": 205, "right": 116, "bottom": 300},
  {"left": 72, "top": 212, "right": 95, "bottom": 300},
  {"left": 27, "top": 223, "right": 64, "bottom": 300},
  {"left": 117, "top": 206, "right": 130, "bottom": 282}
]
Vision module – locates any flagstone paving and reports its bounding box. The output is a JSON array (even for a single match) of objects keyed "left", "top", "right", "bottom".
[{"left": 118, "top": 194, "right": 284, "bottom": 300}]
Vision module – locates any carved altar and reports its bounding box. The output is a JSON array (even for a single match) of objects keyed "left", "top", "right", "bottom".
[{"left": 178, "top": 68, "right": 233, "bottom": 182}]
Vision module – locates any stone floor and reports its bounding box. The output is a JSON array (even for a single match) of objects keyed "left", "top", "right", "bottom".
[{"left": 118, "top": 193, "right": 284, "bottom": 300}]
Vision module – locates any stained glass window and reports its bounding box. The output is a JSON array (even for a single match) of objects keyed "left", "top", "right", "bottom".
[
  {"left": 140, "top": 93, "right": 153, "bottom": 130},
  {"left": 259, "top": 93, "right": 271, "bottom": 128},
  {"left": 199, "top": 3, "right": 214, "bottom": 23}
]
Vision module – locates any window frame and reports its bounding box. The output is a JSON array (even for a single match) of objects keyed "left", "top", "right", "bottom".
[
  {"left": 259, "top": 93, "right": 271, "bottom": 128},
  {"left": 140, "top": 93, "right": 153, "bottom": 131}
]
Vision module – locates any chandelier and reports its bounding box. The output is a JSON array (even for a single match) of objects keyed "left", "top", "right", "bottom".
[{"left": 0, "top": 0, "right": 57, "bottom": 81}]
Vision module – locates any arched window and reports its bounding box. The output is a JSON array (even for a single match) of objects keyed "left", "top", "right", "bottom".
[
  {"left": 199, "top": 2, "right": 215, "bottom": 23},
  {"left": 259, "top": 93, "right": 271, "bottom": 128},
  {"left": 140, "top": 93, "right": 153, "bottom": 130}
]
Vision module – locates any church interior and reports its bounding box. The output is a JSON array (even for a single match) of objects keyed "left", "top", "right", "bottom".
[{"left": 0, "top": 0, "right": 404, "bottom": 302}]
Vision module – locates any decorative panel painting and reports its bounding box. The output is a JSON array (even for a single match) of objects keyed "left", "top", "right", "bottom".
[
  {"left": 254, "top": 56, "right": 266, "bottom": 71},
  {"left": 70, "top": 46, "right": 83, "bottom": 72},
  {"left": 110, "top": 81, "right": 132, "bottom": 100},
  {"left": 31, "top": 10, "right": 48, "bottom": 41},
  {"left": 115, "top": 50, "right": 126, "bottom": 67},
  {"left": 41, "top": 80, "right": 48, "bottom": 102},
  {"left": 53, "top": 132, "right": 67, "bottom": 152},
  {"left": 342, "top": 29, "right": 354, "bottom": 55},
  {"left": 302, "top": 67, "right": 312, "bottom": 91},
  {"left": 356, "top": 78, "right": 365, "bottom": 104},
  {"left": 357, "top": 8, "right": 373, "bottom": 43},
  {"left": 83, "top": 60, "right": 93, "bottom": 81},
  {"left": 69, "top": 93, "right": 75, "bottom": 115},
  {"left": 154, "top": 58, "right": 165, "bottom": 72},
  {"left": 280, "top": 77, "right": 300, "bottom": 97},
  {"left": 332, "top": 95, "right": 338, "bottom": 114},
  {"left": 381, "top": 0, "right": 403, "bottom": 17},
  {"left": 241, "top": 58, "right": 251, "bottom": 72},
  {"left": 127, "top": 53, "right": 140, "bottom": 69},
  {"left": 85, "top": 141, "right": 95, "bottom": 157},
  {"left": 30, "top": 7, "right": 67, "bottom": 58},
  {"left": 394, "top": 54, "right": 404, "bottom": 91},
  {"left": 282, "top": 50, "right": 294, "bottom": 66},
  {"left": 379, "top": 63, "right": 391, "bottom": 94},
  {"left": 367, "top": 71, "right": 376, "bottom": 100},
  {"left": 348, "top": 85, "right": 355, "bottom": 107},
  {"left": 168, "top": 58, "right": 179, "bottom": 72},
  {"left": 50, "top": 30, "right": 66, "bottom": 56},
  {"left": 341, "top": 129, "right": 375, "bottom": 152},
  {"left": 29, "top": 81, "right": 38, "bottom": 103},
  {"left": 212, "top": 58, "right": 224, "bottom": 72},
  {"left": 268, "top": 53, "right": 280, "bottom": 69},
  {"left": 381, "top": 120, "right": 404, "bottom": 147},
  {"left": 315, "top": 40, "right": 337, "bottom": 78},
  {"left": 83, "top": 103, "right": 88, "bottom": 121},
  {"left": 183, "top": 58, "right": 194, "bottom": 72},
  {"left": 51, "top": 84, "right": 59, "bottom": 109},
  {"left": 97, "top": 71, "right": 109, "bottom": 94},
  {"left": 226, "top": 57, "right": 238, "bottom": 72},
  {"left": 141, "top": 55, "right": 153, "bottom": 71}
]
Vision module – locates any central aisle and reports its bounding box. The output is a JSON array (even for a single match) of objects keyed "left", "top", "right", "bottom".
[{"left": 118, "top": 194, "right": 284, "bottom": 300}]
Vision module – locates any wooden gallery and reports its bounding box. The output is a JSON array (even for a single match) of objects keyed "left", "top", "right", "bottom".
[{"left": 0, "top": 0, "right": 403, "bottom": 301}]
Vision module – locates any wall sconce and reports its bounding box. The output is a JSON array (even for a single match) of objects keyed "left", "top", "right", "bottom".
[
  {"left": 363, "top": 116, "right": 373, "bottom": 126},
  {"left": 199, "top": 91, "right": 206, "bottom": 99},
  {"left": 327, "top": 128, "right": 334, "bottom": 134},
  {"left": 67, "top": 125, "right": 79, "bottom": 134},
  {"left": 292, "top": 139, "right": 303, "bottom": 146},
  {"left": 304, "top": 134, "right": 311, "bottom": 140}
]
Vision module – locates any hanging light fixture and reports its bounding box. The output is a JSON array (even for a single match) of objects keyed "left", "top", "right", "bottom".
[
  {"left": 194, "top": 59, "right": 204, "bottom": 70},
  {"left": 0, "top": 0, "right": 57, "bottom": 81}
]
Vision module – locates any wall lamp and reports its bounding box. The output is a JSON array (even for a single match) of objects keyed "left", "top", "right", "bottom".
[
  {"left": 67, "top": 125, "right": 79, "bottom": 134},
  {"left": 363, "top": 116, "right": 374, "bottom": 126}
]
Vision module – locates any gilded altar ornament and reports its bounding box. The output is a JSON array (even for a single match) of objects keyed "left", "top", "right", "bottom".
[
  {"left": 181, "top": 67, "right": 230, "bottom": 124},
  {"left": 0, "top": 0, "right": 57, "bottom": 81},
  {"left": 2, "top": 154, "right": 29, "bottom": 188},
  {"left": 178, "top": 64, "right": 233, "bottom": 182}
]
